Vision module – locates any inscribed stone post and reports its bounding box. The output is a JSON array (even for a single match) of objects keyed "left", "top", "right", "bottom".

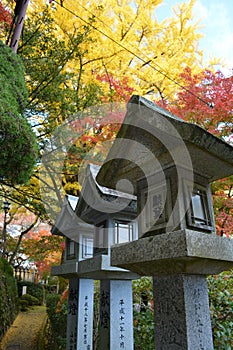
[
  {"left": 66, "top": 278, "right": 94, "bottom": 350},
  {"left": 153, "top": 274, "right": 214, "bottom": 350},
  {"left": 99, "top": 279, "right": 134, "bottom": 350}
]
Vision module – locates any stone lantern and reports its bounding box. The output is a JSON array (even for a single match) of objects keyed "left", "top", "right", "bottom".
[
  {"left": 75, "top": 163, "right": 138, "bottom": 350},
  {"left": 51, "top": 195, "right": 94, "bottom": 269},
  {"left": 97, "top": 95, "right": 233, "bottom": 349},
  {"left": 51, "top": 194, "right": 94, "bottom": 350},
  {"left": 75, "top": 164, "right": 138, "bottom": 264}
]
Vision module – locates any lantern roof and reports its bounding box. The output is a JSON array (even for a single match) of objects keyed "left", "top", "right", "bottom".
[
  {"left": 75, "top": 163, "right": 137, "bottom": 224},
  {"left": 97, "top": 95, "right": 233, "bottom": 193},
  {"left": 51, "top": 194, "right": 93, "bottom": 240}
]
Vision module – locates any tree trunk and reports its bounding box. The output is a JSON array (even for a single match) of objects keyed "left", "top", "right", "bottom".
[{"left": 9, "top": 0, "right": 30, "bottom": 53}]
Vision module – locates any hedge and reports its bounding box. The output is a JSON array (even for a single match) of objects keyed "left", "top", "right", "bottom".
[{"left": 0, "top": 258, "right": 19, "bottom": 340}]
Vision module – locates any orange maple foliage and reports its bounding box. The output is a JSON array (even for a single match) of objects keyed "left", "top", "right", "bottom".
[
  {"left": 96, "top": 73, "right": 134, "bottom": 103},
  {"left": 0, "top": 1, "right": 12, "bottom": 28},
  {"left": 161, "top": 67, "right": 233, "bottom": 139},
  {"left": 159, "top": 67, "right": 233, "bottom": 237},
  {"left": 63, "top": 73, "right": 133, "bottom": 195},
  {"left": 23, "top": 226, "right": 64, "bottom": 278}
]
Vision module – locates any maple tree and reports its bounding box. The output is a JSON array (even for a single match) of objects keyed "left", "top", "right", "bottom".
[
  {"left": 22, "top": 227, "right": 64, "bottom": 279},
  {"left": 62, "top": 73, "right": 133, "bottom": 195},
  {"left": 0, "top": 205, "right": 63, "bottom": 276},
  {"left": 0, "top": 1, "right": 11, "bottom": 29},
  {"left": 162, "top": 68, "right": 233, "bottom": 139},
  {"left": 0, "top": 0, "right": 206, "bottom": 141},
  {"left": 160, "top": 67, "right": 233, "bottom": 237},
  {"left": 0, "top": 204, "right": 39, "bottom": 262}
]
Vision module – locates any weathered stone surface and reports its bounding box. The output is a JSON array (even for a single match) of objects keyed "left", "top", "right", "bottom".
[
  {"left": 77, "top": 254, "right": 139, "bottom": 280},
  {"left": 51, "top": 255, "right": 138, "bottom": 279},
  {"left": 153, "top": 274, "right": 214, "bottom": 350},
  {"left": 51, "top": 262, "right": 80, "bottom": 278},
  {"left": 94, "top": 95, "right": 233, "bottom": 350},
  {"left": 111, "top": 229, "right": 233, "bottom": 275},
  {"left": 97, "top": 95, "right": 233, "bottom": 191},
  {"left": 75, "top": 163, "right": 137, "bottom": 225}
]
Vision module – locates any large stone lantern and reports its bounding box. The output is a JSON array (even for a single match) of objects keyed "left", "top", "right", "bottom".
[{"left": 97, "top": 95, "right": 233, "bottom": 349}]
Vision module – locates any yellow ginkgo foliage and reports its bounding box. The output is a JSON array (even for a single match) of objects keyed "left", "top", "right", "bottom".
[{"left": 27, "top": 0, "right": 204, "bottom": 100}]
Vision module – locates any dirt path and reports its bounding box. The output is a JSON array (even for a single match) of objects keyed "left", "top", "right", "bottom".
[{"left": 0, "top": 306, "right": 47, "bottom": 350}]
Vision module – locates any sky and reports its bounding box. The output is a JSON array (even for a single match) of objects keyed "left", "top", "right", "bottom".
[{"left": 157, "top": 0, "right": 233, "bottom": 75}]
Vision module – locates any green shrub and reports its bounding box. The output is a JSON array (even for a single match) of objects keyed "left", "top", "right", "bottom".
[
  {"left": 133, "top": 277, "right": 154, "bottom": 349},
  {"left": 0, "top": 258, "right": 19, "bottom": 340},
  {"left": 132, "top": 273, "right": 233, "bottom": 349},
  {"left": 19, "top": 299, "right": 29, "bottom": 312},
  {"left": 20, "top": 293, "right": 40, "bottom": 306},
  {"left": 208, "top": 272, "right": 233, "bottom": 349},
  {"left": 0, "top": 258, "right": 14, "bottom": 276},
  {"left": 0, "top": 40, "right": 38, "bottom": 184},
  {"left": 46, "top": 294, "right": 67, "bottom": 349},
  {"left": 36, "top": 272, "right": 233, "bottom": 349},
  {"left": 18, "top": 281, "right": 44, "bottom": 304},
  {"left": 134, "top": 308, "right": 154, "bottom": 350}
]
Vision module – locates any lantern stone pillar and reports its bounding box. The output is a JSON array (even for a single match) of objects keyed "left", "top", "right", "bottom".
[
  {"left": 153, "top": 274, "right": 213, "bottom": 349},
  {"left": 110, "top": 229, "right": 233, "bottom": 350}
]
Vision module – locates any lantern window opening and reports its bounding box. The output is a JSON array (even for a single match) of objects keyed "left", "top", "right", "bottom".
[
  {"left": 66, "top": 238, "right": 76, "bottom": 260},
  {"left": 186, "top": 183, "right": 213, "bottom": 232},
  {"left": 82, "top": 235, "right": 93, "bottom": 259},
  {"left": 114, "top": 220, "right": 134, "bottom": 244},
  {"left": 94, "top": 222, "right": 108, "bottom": 255}
]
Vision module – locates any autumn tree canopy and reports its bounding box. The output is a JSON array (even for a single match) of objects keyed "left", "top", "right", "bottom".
[
  {"left": 1, "top": 0, "right": 232, "bottom": 266},
  {"left": 164, "top": 68, "right": 233, "bottom": 139},
  {"left": 0, "top": 0, "right": 208, "bottom": 216},
  {"left": 26, "top": 0, "right": 204, "bottom": 101}
]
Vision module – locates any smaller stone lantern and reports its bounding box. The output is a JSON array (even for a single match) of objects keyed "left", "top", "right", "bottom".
[
  {"left": 51, "top": 195, "right": 94, "bottom": 273},
  {"left": 75, "top": 163, "right": 138, "bottom": 350},
  {"left": 51, "top": 195, "right": 94, "bottom": 350}
]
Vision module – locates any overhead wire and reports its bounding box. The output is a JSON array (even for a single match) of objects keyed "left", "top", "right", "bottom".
[{"left": 52, "top": 0, "right": 212, "bottom": 107}]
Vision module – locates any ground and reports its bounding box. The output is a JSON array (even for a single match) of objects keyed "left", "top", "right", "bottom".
[{"left": 0, "top": 306, "right": 47, "bottom": 350}]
